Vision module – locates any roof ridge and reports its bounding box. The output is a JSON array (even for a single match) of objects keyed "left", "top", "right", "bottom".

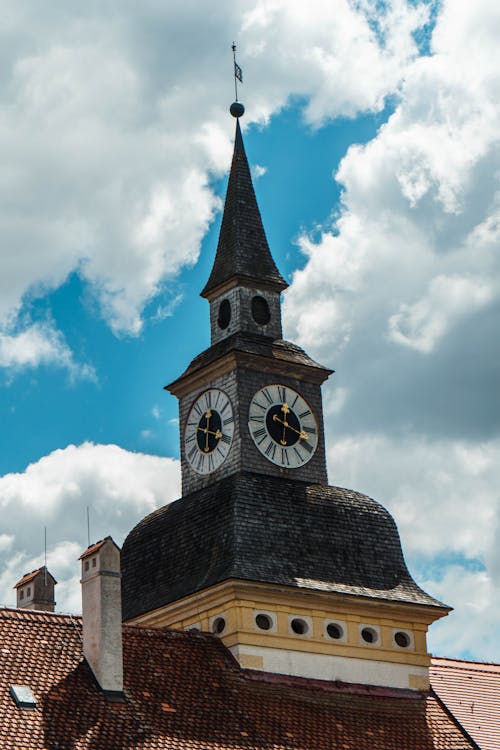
[
  {"left": 432, "top": 655, "right": 500, "bottom": 671},
  {"left": 243, "top": 669, "right": 428, "bottom": 699},
  {"left": 0, "top": 606, "right": 81, "bottom": 623}
]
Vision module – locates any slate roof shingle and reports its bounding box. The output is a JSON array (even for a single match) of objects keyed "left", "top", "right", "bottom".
[
  {"left": 121, "top": 473, "right": 446, "bottom": 622},
  {"left": 0, "top": 607, "right": 476, "bottom": 750},
  {"left": 168, "top": 332, "right": 332, "bottom": 391},
  {"left": 201, "top": 119, "right": 287, "bottom": 298}
]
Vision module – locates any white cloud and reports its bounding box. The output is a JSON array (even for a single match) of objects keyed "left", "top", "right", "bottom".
[
  {"left": 284, "top": 0, "right": 500, "bottom": 443},
  {"left": 0, "top": 321, "right": 96, "bottom": 381},
  {"left": 0, "top": 443, "right": 181, "bottom": 611},
  {"left": 330, "top": 433, "right": 500, "bottom": 562},
  {"left": 0, "top": 0, "right": 430, "bottom": 342},
  {"left": 328, "top": 430, "right": 500, "bottom": 658},
  {"left": 388, "top": 274, "right": 494, "bottom": 353},
  {"left": 274, "top": 0, "right": 500, "bottom": 657},
  {"left": 424, "top": 566, "right": 500, "bottom": 661},
  {"left": 252, "top": 164, "right": 267, "bottom": 179}
]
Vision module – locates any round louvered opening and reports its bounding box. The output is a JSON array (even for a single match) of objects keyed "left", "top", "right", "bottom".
[
  {"left": 361, "top": 627, "right": 378, "bottom": 644},
  {"left": 212, "top": 616, "right": 226, "bottom": 634},
  {"left": 326, "top": 622, "right": 344, "bottom": 640},
  {"left": 251, "top": 295, "right": 271, "bottom": 325},
  {"left": 255, "top": 613, "right": 273, "bottom": 631},
  {"left": 217, "top": 299, "right": 231, "bottom": 329},
  {"left": 394, "top": 631, "right": 411, "bottom": 648},
  {"left": 290, "top": 618, "right": 309, "bottom": 635}
]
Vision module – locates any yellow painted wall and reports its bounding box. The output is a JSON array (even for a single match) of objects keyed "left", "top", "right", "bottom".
[{"left": 128, "top": 579, "right": 446, "bottom": 670}]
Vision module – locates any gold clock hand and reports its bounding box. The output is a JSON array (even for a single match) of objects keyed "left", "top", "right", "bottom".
[
  {"left": 204, "top": 410, "right": 211, "bottom": 452},
  {"left": 273, "top": 414, "right": 308, "bottom": 440},
  {"left": 197, "top": 426, "right": 223, "bottom": 438}
]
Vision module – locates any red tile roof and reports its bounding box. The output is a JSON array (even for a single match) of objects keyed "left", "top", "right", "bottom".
[
  {"left": 431, "top": 656, "right": 500, "bottom": 750},
  {"left": 0, "top": 607, "right": 475, "bottom": 750},
  {"left": 79, "top": 536, "right": 115, "bottom": 560},
  {"left": 13, "top": 566, "right": 56, "bottom": 589}
]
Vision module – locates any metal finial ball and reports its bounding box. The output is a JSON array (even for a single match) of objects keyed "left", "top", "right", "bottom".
[{"left": 230, "top": 101, "right": 245, "bottom": 118}]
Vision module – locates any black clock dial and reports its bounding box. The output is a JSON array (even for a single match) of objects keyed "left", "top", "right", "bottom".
[
  {"left": 248, "top": 384, "right": 318, "bottom": 468},
  {"left": 196, "top": 409, "right": 223, "bottom": 453},
  {"left": 185, "top": 389, "right": 234, "bottom": 475},
  {"left": 265, "top": 404, "right": 301, "bottom": 447}
]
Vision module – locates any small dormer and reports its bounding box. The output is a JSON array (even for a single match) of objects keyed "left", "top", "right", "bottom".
[{"left": 14, "top": 566, "right": 56, "bottom": 612}]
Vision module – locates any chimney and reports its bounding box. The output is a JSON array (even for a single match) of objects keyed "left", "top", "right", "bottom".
[
  {"left": 14, "top": 566, "right": 56, "bottom": 612},
  {"left": 80, "top": 536, "right": 123, "bottom": 697}
]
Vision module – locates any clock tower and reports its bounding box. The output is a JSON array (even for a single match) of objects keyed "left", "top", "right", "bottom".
[
  {"left": 168, "top": 110, "right": 331, "bottom": 496},
  {"left": 121, "top": 103, "right": 449, "bottom": 691}
]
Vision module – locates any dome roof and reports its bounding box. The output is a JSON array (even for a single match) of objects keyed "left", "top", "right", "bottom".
[{"left": 121, "top": 473, "right": 446, "bottom": 622}]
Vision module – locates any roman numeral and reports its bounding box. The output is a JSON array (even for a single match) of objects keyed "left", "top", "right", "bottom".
[
  {"left": 223, "top": 416, "right": 233, "bottom": 426},
  {"left": 253, "top": 428, "right": 267, "bottom": 445},
  {"left": 291, "top": 394, "right": 299, "bottom": 408},
  {"left": 188, "top": 446, "right": 197, "bottom": 462},
  {"left": 214, "top": 391, "right": 221, "bottom": 408},
  {"left": 301, "top": 440, "right": 313, "bottom": 454},
  {"left": 293, "top": 447, "right": 303, "bottom": 462},
  {"left": 278, "top": 386, "right": 286, "bottom": 403},
  {"left": 261, "top": 388, "right": 273, "bottom": 405},
  {"left": 205, "top": 391, "right": 212, "bottom": 409},
  {"left": 196, "top": 454, "right": 205, "bottom": 471},
  {"left": 304, "top": 426, "right": 317, "bottom": 435},
  {"left": 265, "top": 441, "right": 276, "bottom": 460},
  {"left": 220, "top": 401, "right": 230, "bottom": 414},
  {"left": 281, "top": 448, "right": 290, "bottom": 466},
  {"left": 192, "top": 402, "right": 203, "bottom": 417},
  {"left": 251, "top": 400, "right": 266, "bottom": 411},
  {"left": 299, "top": 409, "right": 311, "bottom": 419},
  {"left": 221, "top": 433, "right": 231, "bottom": 445},
  {"left": 250, "top": 415, "right": 264, "bottom": 423},
  {"left": 185, "top": 433, "right": 196, "bottom": 444},
  {"left": 208, "top": 454, "right": 215, "bottom": 472}
]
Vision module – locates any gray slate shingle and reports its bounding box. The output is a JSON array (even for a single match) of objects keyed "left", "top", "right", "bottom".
[{"left": 121, "top": 473, "right": 445, "bottom": 621}]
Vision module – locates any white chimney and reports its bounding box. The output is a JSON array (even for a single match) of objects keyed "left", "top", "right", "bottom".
[{"left": 80, "top": 536, "right": 123, "bottom": 696}]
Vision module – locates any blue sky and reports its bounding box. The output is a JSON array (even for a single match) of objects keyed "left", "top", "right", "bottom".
[
  {"left": 0, "top": 0, "right": 499, "bottom": 662},
  {"left": 0, "top": 103, "right": 386, "bottom": 475}
]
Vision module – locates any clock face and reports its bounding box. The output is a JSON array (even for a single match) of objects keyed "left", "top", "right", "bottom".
[
  {"left": 248, "top": 384, "right": 318, "bottom": 468},
  {"left": 184, "top": 389, "right": 234, "bottom": 475}
]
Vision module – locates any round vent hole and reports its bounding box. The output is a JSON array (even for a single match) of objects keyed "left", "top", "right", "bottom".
[
  {"left": 212, "top": 617, "right": 226, "bottom": 635},
  {"left": 326, "top": 623, "right": 343, "bottom": 640},
  {"left": 394, "top": 631, "right": 411, "bottom": 648},
  {"left": 361, "top": 627, "right": 378, "bottom": 644},
  {"left": 251, "top": 295, "right": 271, "bottom": 325},
  {"left": 290, "top": 618, "right": 309, "bottom": 635},
  {"left": 217, "top": 299, "right": 231, "bottom": 329},
  {"left": 255, "top": 614, "right": 273, "bottom": 631}
]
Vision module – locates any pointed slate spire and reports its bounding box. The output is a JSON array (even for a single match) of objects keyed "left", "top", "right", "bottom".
[{"left": 201, "top": 106, "right": 287, "bottom": 299}]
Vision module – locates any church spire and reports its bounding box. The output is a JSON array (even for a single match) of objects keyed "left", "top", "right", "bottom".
[{"left": 201, "top": 104, "right": 288, "bottom": 299}]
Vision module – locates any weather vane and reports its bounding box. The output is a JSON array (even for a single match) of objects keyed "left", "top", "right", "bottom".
[
  {"left": 230, "top": 43, "right": 245, "bottom": 119},
  {"left": 232, "top": 42, "right": 243, "bottom": 102}
]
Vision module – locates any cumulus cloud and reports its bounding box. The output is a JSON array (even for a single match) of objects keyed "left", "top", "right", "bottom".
[
  {"left": 283, "top": 0, "right": 500, "bottom": 658},
  {"left": 285, "top": 0, "right": 500, "bottom": 441},
  {"left": 0, "top": 443, "right": 180, "bottom": 611},
  {"left": 328, "top": 431, "right": 500, "bottom": 659},
  {"left": 0, "top": 321, "right": 96, "bottom": 381},
  {"left": 0, "top": 0, "right": 429, "bottom": 355}
]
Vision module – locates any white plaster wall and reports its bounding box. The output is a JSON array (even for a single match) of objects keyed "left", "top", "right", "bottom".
[
  {"left": 81, "top": 542, "right": 123, "bottom": 693},
  {"left": 230, "top": 644, "right": 428, "bottom": 690}
]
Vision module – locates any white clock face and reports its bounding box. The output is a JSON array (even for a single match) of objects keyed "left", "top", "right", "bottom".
[
  {"left": 184, "top": 389, "right": 234, "bottom": 475},
  {"left": 248, "top": 384, "right": 318, "bottom": 468}
]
